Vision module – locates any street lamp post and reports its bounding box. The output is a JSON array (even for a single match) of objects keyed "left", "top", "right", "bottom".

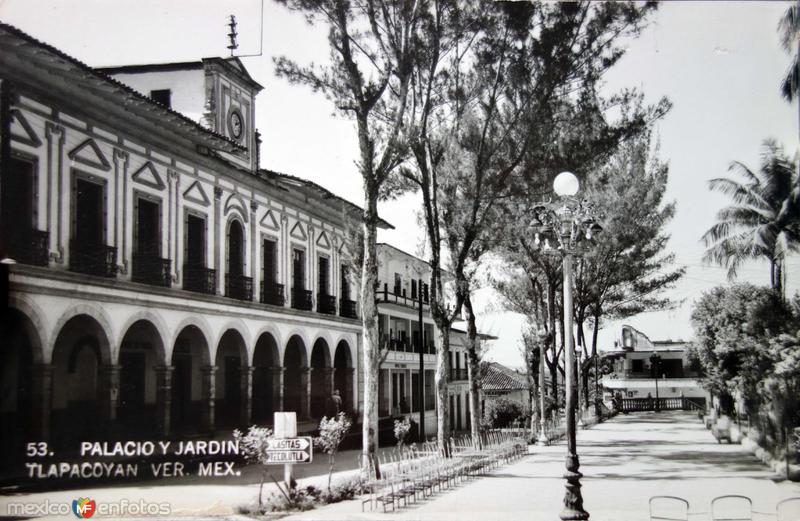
[
  {"left": 529, "top": 171, "right": 602, "bottom": 521},
  {"left": 577, "top": 350, "right": 584, "bottom": 428},
  {"left": 537, "top": 327, "right": 550, "bottom": 446}
]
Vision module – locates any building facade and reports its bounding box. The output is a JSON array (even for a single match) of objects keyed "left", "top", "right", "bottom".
[
  {"left": 0, "top": 23, "right": 372, "bottom": 453},
  {"left": 601, "top": 325, "right": 708, "bottom": 404}
]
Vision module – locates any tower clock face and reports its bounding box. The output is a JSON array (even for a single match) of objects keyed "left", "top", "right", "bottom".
[{"left": 228, "top": 108, "right": 244, "bottom": 140}]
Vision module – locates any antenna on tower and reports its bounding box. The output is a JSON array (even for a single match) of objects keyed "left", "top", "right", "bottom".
[{"left": 227, "top": 15, "right": 239, "bottom": 56}]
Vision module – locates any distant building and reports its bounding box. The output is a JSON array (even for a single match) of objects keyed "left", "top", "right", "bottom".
[
  {"left": 601, "top": 325, "right": 709, "bottom": 405},
  {"left": 479, "top": 362, "right": 529, "bottom": 413}
]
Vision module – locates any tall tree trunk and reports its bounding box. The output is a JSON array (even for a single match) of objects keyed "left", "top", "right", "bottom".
[
  {"left": 359, "top": 165, "right": 380, "bottom": 461},
  {"left": 434, "top": 325, "right": 451, "bottom": 449},
  {"left": 462, "top": 291, "right": 482, "bottom": 447}
]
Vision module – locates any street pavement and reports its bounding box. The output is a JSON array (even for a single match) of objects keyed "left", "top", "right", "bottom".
[
  {"left": 281, "top": 411, "right": 800, "bottom": 521},
  {"left": 2, "top": 411, "right": 799, "bottom": 520}
]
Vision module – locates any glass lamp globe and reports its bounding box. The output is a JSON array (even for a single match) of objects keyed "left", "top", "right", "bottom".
[{"left": 553, "top": 171, "right": 579, "bottom": 197}]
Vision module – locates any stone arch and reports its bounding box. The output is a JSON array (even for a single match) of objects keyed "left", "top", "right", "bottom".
[
  {"left": 50, "top": 313, "right": 112, "bottom": 444},
  {"left": 311, "top": 331, "right": 335, "bottom": 363},
  {"left": 171, "top": 323, "right": 211, "bottom": 434},
  {"left": 170, "top": 315, "right": 213, "bottom": 362},
  {"left": 283, "top": 335, "right": 308, "bottom": 417},
  {"left": 310, "top": 338, "right": 331, "bottom": 419},
  {"left": 7, "top": 296, "right": 46, "bottom": 363},
  {"left": 251, "top": 324, "right": 283, "bottom": 365},
  {"left": 283, "top": 329, "right": 310, "bottom": 362},
  {"left": 117, "top": 319, "right": 167, "bottom": 435},
  {"left": 213, "top": 319, "right": 251, "bottom": 360},
  {"left": 334, "top": 340, "right": 354, "bottom": 413},
  {"left": 252, "top": 331, "right": 280, "bottom": 423},
  {"left": 215, "top": 328, "right": 248, "bottom": 427},
  {"left": 0, "top": 307, "right": 42, "bottom": 450},
  {"left": 49, "top": 304, "right": 114, "bottom": 364},
  {"left": 117, "top": 311, "right": 170, "bottom": 362}
]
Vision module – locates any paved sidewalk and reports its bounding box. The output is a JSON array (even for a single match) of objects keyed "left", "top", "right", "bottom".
[{"left": 281, "top": 411, "right": 800, "bottom": 521}]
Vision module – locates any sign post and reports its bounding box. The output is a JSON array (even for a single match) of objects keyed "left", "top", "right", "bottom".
[{"left": 274, "top": 412, "right": 297, "bottom": 489}]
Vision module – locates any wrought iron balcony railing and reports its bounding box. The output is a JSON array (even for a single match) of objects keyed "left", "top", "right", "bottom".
[
  {"left": 450, "top": 368, "right": 468, "bottom": 381},
  {"left": 317, "top": 294, "right": 336, "bottom": 315},
  {"left": 225, "top": 273, "right": 253, "bottom": 301},
  {"left": 339, "top": 298, "right": 357, "bottom": 319},
  {"left": 69, "top": 241, "right": 117, "bottom": 278},
  {"left": 376, "top": 282, "right": 430, "bottom": 309},
  {"left": 260, "top": 281, "right": 285, "bottom": 306},
  {"left": 291, "top": 287, "right": 313, "bottom": 311},
  {"left": 4, "top": 228, "right": 49, "bottom": 266},
  {"left": 132, "top": 253, "right": 172, "bottom": 287},
  {"left": 183, "top": 265, "right": 217, "bottom": 295}
]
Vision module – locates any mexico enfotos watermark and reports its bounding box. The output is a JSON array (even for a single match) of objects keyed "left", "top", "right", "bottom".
[{"left": 6, "top": 498, "right": 172, "bottom": 517}]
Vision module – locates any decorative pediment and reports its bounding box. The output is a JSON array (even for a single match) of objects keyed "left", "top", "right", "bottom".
[
  {"left": 183, "top": 180, "right": 211, "bottom": 207},
  {"left": 224, "top": 193, "right": 248, "bottom": 223},
  {"left": 10, "top": 109, "right": 42, "bottom": 147},
  {"left": 259, "top": 209, "right": 280, "bottom": 231},
  {"left": 290, "top": 221, "right": 307, "bottom": 241},
  {"left": 131, "top": 161, "right": 166, "bottom": 190},
  {"left": 68, "top": 138, "right": 111, "bottom": 171},
  {"left": 316, "top": 231, "right": 331, "bottom": 249}
]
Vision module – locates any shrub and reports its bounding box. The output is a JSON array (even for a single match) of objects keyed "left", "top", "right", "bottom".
[
  {"left": 314, "top": 412, "right": 352, "bottom": 492},
  {"left": 482, "top": 398, "right": 529, "bottom": 429},
  {"left": 393, "top": 416, "right": 411, "bottom": 447}
]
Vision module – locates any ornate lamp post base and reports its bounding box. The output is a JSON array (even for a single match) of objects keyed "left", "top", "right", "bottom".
[
  {"left": 537, "top": 431, "right": 550, "bottom": 446},
  {"left": 560, "top": 453, "right": 589, "bottom": 520}
]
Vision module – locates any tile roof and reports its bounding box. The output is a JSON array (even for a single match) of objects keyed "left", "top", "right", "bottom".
[
  {"left": 482, "top": 362, "right": 528, "bottom": 392},
  {"left": 0, "top": 22, "right": 243, "bottom": 153}
]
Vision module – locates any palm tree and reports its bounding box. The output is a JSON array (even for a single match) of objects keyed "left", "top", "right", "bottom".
[
  {"left": 779, "top": 3, "right": 799, "bottom": 103},
  {"left": 702, "top": 140, "right": 800, "bottom": 297}
]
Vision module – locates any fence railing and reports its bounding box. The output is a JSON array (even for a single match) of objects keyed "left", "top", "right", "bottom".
[
  {"left": 70, "top": 241, "right": 117, "bottom": 278},
  {"left": 225, "top": 274, "right": 253, "bottom": 301},
  {"left": 620, "top": 396, "right": 706, "bottom": 412},
  {"left": 5, "top": 228, "right": 49, "bottom": 266},
  {"left": 291, "top": 287, "right": 313, "bottom": 311},
  {"left": 317, "top": 294, "right": 336, "bottom": 315},
  {"left": 132, "top": 253, "right": 172, "bottom": 287},
  {"left": 260, "top": 281, "right": 285, "bottom": 306},
  {"left": 183, "top": 265, "right": 217, "bottom": 295}
]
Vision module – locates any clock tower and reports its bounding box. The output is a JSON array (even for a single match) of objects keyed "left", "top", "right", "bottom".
[{"left": 202, "top": 57, "right": 263, "bottom": 171}]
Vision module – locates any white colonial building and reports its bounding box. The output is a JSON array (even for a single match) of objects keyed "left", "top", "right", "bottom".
[{"left": 0, "top": 23, "right": 375, "bottom": 454}]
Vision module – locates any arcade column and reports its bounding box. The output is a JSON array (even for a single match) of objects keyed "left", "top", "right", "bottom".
[
  {"left": 201, "top": 365, "right": 217, "bottom": 433},
  {"left": 155, "top": 365, "right": 174, "bottom": 437},
  {"left": 240, "top": 366, "right": 254, "bottom": 427},
  {"left": 270, "top": 367, "right": 284, "bottom": 413},
  {"left": 30, "top": 364, "right": 53, "bottom": 441}
]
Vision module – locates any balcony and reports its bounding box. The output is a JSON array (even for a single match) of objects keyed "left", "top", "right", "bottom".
[
  {"left": 225, "top": 274, "right": 253, "bottom": 301},
  {"left": 132, "top": 253, "right": 172, "bottom": 287},
  {"left": 376, "top": 282, "right": 429, "bottom": 309},
  {"left": 260, "top": 282, "right": 285, "bottom": 306},
  {"left": 317, "top": 294, "right": 336, "bottom": 315},
  {"left": 183, "top": 265, "right": 217, "bottom": 295},
  {"left": 291, "top": 287, "right": 313, "bottom": 311},
  {"left": 340, "top": 298, "right": 357, "bottom": 319},
  {"left": 4, "top": 228, "right": 49, "bottom": 266},
  {"left": 69, "top": 241, "right": 117, "bottom": 278},
  {"left": 450, "top": 368, "right": 468, "bottom": 381}
]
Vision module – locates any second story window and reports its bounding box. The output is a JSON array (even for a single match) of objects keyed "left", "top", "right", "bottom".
[
  {"left": 71, "top": 175, "right": 116, "bottom": 277},
  {"left": 1, "top": 156, "right": 47, "bottom": 266},
  {"left": 317, "top": 256, "right": 329, "bottom": 296},
  {"left": 411, "top": 279, "right": 417, "bottom": 300},
  {"left": 291, "top": 248, "right": 312, "bottom": 311},
  {"left": 225, "top": 220, "right": 252, "bottom": 301},
  {"left": 132, "top": 195, "right": 170, "bottom": 287},
  {"left": 183, "top": 212, "right": 215, "bottom": 294},
  {"left": 150, "top": 89, "right": 172, "bottom": 108},
  {"left": 394, "top": 273, "right": 401, "bottom": 295},
  {"left": 260, "top": 238, "right": 283, "bottom": 305}
]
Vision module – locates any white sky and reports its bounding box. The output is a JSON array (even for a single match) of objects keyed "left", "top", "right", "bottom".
[{"left": 1, "top": 0, "right": 797, "bottom": 368}]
